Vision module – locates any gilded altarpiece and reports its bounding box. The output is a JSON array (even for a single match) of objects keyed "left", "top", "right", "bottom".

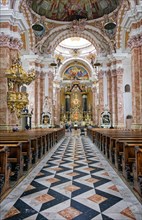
[
  {"left": 60, "top": 62, "right": 92, "bottom": 124},
  {"left": 70, "top": 86, "right": 82, "bottom": 122},
  {"left": 60, "top": 82, "right": 92, "bottom": 124}
]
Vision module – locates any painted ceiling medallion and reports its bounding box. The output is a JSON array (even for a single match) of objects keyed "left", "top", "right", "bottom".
[{"left": 28, "top": 0, "right": 120, "bottom": 22}]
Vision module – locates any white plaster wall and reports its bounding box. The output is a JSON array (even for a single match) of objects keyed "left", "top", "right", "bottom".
[
  {"left": 45, "top": 73, "right": 49, "bottom": 96},
  {"left": 122, "top": 55, "right": 132, "bottom": 126},
  {"left": 103, "top": 73, "right": 108, "bottom": 107},
  {"left": 21, "top": 57, "right": 30, "bottom": 72}
]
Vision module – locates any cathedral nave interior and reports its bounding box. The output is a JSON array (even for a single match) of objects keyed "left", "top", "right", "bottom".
[{"left": 0, "top": 0, "right": 142, "bottom": 219}]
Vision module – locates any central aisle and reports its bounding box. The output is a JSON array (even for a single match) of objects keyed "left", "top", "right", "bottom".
[{"left": 1, "top": 135, "right": 142, "bottom": 220}]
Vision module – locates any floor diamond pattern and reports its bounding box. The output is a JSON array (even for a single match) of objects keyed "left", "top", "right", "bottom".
[{"left": 1, "top": 136, "right": 142, "bottom": 220}]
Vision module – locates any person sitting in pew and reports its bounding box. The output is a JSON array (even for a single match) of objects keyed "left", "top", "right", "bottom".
[
  {"left": 12, "top": 124, "right": 19, "bottom": 132},
  {"left": 25, "top": 124, "right": 30, "bottom": 130},
  {"left": 110, "top": 126, "right": 114, "bottom": 129}
]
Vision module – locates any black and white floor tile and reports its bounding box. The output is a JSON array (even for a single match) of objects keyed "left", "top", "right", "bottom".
[{"left": 0, "top": 135, "right": 142, "bottom": 220}]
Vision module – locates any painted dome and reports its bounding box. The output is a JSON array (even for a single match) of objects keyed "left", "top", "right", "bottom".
[{"left": 29, "top": 0, "right": 121, "bottom": 22}]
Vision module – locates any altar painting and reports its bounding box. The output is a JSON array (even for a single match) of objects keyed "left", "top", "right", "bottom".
[{"left": 63, "top": 65, "right": 89, "bottom": 80}]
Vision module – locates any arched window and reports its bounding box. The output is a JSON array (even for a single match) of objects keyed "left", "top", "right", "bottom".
[
  {"left": 21, "top": 85, "right": 27, "bottom": 92},
  {"left": 124, "top": 84, "right": 130, "bottom": 92}
]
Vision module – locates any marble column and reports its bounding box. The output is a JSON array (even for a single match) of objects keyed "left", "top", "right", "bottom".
[
  {"left": 0, "top": 33, "right": 22, "bottom": 130},
  {"left": 111, "top": 69, "right": 117, "bottom": 127},
  {"left": 92, "top": 87, "right": 98, "bottom": 125},
  {"left": 40, "top": 72, "right": 45, "bottom": 121},
  {"left": 28, "top": 79, "right": 35, "bottom": 128},
  {"left": 48, "top": 71, "right": 54, "bottom": 125},
  {"left": 116, "top": 67, "right": 124, "bottom": 127},
  {"left": 48, "top": 71, "right": 54, "bottom": 100},
  {"left": 45, "top": 73, "right": 49, "bottom": 97},
  {"left": 54, "top": 87, "right": 60, "bottom": 125},
  {"left": 98, "top": 70, "right": 104, "bottom": 115},
  {"left": 128, "top": 33, "right": 142, "bottom": 128},
  {"left": 106, "top": 70, "right": 112, "bottom": 116},
  {"left": 82, "top": 95, "right": 87, "bottom": 112},
  {"left": 65, "top": 95, "right": 70, "bottom": 112},
  {"left": 34, "top": 72, "right": 40, "bottom": 126}
]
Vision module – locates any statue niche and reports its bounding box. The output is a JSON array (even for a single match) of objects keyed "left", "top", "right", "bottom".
[
  {"left": 101, "top": 107, "right": 111, "bottom": 128},
  {"left": 41, "top": 96, "right": 51, "bottom": 127}
]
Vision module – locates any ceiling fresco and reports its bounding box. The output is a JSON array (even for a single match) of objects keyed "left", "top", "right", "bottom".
[{"left": 29, "top": 0, "right": 120, "bottom": 22}]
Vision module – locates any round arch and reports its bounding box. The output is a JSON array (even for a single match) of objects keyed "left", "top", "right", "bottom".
[{"left": 39, "top": 27, "right": 111, "bottom": 55}]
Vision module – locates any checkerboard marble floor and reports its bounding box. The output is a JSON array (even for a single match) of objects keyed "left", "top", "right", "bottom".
[{"left": 1, "top": 135, "right": 142, "bottom": 220}]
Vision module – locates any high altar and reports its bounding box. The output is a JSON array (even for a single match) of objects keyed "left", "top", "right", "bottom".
[
  {"left": 59, "top": 61, "right": 94, "bottom": 126},
  {"left": 60, "top": 81, "right": 92, "bottom": 126}
]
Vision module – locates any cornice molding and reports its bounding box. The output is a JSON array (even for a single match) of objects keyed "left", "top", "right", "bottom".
[
  {"left": 0, "top": 10, "right": 29, "bottom": 32},
  {"left": 121, "top": 5, "right": 142, "bottom": 30}
]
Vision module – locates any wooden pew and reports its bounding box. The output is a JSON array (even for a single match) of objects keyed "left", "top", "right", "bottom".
[
  {"left": 0, "top": 143, "right": 24, "bottom": 181},
  {"left": 87, "top": 128, "right": 142, "bottom": 198},
  {"left": 0, "top": 128, "right": 65, "bottom": 199},
  {"left": 100, "top": 132, "right": 142, "bottom": 158},
  {"left": 111, "top": 138, "right": 142, "bottom": 164},
  {"left": 114, "top": 140, "right": 142, "bottom": 171},
  {"left": 133, "top": 147, "right": 142, "bottom": 196},
  {"left": 0, "top": 139, "right": 32, "bottom": 170},
  {"left": 0, "top": 147, "right": 11, "bottom": 195},
  {"left": 122, "top": 143, "right": 142, "bottom": 181},
  {"left": 87, "top": 128, "right": 142, "bottom": 149}
]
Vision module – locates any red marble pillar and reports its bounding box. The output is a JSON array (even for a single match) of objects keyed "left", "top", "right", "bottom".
[
  {"left": 55, "top": 87, "right": 61, "bottom": 125},
  {"left": 40, "top": 73, "right": 45, "bottom": 118},
  {"left": 0, "top": 33, "right": 22, "bottom": 130},
  {"left": 140, "top": 43, "right": 142, "bottom": 126},
  {"left": 48, "top": 72, "right": 54, "bottom": 100},
  {"left": 48, "top": 72, "right": 54, "bottom": 125},
  {"left": 28, "top": 79, "right": 36, "bottom": 128},
  {"left": 116, "top": 67, "right": 124, "bottom": 127},
  {"left": 98, "top": 70, "right": 104, "bottom": 116},
  {"left": 128, "top": 33, "right": 142, "bottom": 128},
  {"left": 92, "top": 87, "right": 98, "bottom": 125},
  {"left": 106, "top": 70, "right": 112, "bottom": 115},
  {"left": 34, "top": 73, "right": 40, "bottom": 126},
  {"left": 111, "top": 70, "right": 117, "bottom": 127}
]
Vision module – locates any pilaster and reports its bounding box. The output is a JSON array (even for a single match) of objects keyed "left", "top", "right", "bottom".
[
  {"left": 0, "top": 7, "right": 28, "bottom": 130},
  {"left": 128, "top": 33, "right": 142, "bottom": 129},
  {"left": 116, "top": 67, "right": 124, "bottom": 127},
  {"left": 92, "top": 87, "right": 98, "bottom": 125},
  {"left": 98, "top": 70, "right": 104, "bottom": 115},
  {"left": 0, "top": 32, "right": 23, "bottom": 130},
  {"left": 111, "top": 69, "right": 117, "bottom": 127},
  {"left": 106, "top": 69, "right": 112, "bottom": 115}
]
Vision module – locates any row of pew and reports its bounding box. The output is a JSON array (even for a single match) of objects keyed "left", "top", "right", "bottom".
[
  {"left": 87, "top": 128, "right": 142, "bottom": 199},
  {"left": 0, "top": 128, "right": 65, "bottom": 198}
]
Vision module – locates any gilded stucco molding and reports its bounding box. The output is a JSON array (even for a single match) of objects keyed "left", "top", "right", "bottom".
[
  {"left": 128, "top": 33, "right": 142, "bottom": 49},
  {"left": 0, "top": 32, "right": 23, "bottom": 50}
]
